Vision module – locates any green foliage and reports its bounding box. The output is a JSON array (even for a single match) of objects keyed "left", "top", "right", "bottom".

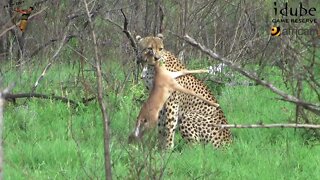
[{"left": 2, "top": 62, "right": 320, "bottom": 179}]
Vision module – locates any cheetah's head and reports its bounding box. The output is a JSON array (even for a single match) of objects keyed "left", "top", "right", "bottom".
[{"left": 136, "top": 34, "right": 164, "bottom": 66}]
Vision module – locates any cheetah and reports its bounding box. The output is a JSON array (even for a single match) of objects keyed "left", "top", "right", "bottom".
[
  {"left": 136, "top": 34, "right": 232, "bottom": 148},
  {"left": 129, "top": 36, "right": 219, "bottom": 141}
]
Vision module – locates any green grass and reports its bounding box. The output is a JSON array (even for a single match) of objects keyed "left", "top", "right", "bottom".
[{"left": 2, "top": 62, "right": 320, "bottom": 179}]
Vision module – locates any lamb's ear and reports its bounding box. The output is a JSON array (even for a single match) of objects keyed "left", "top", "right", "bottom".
[
  {"left": 156, "top": 33, "right": 163, "bottom": 39},
  {"left": 136, "top": 35, "right": 142, "bottom": 41}
]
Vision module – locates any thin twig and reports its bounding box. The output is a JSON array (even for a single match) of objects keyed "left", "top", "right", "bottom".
[
  {"left": 159, "top": 6, "right": 165, "bottom": 33},
  {"left": 29, "top": 26, "right": 71, "bottom": 95},
  {"left": 30, "top": 35, "right": 76, "bottom": 58},
  {"left": 66, "top": 44, "right": 111, "bottom": 86}
]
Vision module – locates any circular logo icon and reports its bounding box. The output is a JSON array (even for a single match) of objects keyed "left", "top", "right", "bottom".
[{"left": 271, "top": 26, "right": 281, "bottom": 36}]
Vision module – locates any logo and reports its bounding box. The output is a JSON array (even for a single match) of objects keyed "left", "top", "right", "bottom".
[
  {"left": 271, "top": 2, "right": 319, "bottom": 37},
  {"left": 271, "top": 26, "right": 281, "bottom": 36},
  {"left": 271, "top": 26, "right": 320, "bottom": 37},
  {"left": 272, "top": 2, "right": 317, "bottom": 24}
]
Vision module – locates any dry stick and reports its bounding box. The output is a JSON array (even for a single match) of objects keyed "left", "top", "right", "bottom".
[
  {"left": 21, "top": 25, "right": 71, "bottom": 104},
  {"left": 25, "top": 27, "right": 71, "bottom": 106},
  {"left": 159, "top": 6, "right": 164, "bottom": 33},
  {"left": 4, "top": 93, "right": 95, "bottom": 106},
  {"left": 66, "top": 44, "right": 110, "bottom": 85},
  {"left": 30, "top": 35, "right": 76, "bottom": 58},
  {"left": 31, "top": 32, "right": 69, "bottom": 92},
  {"left": 217, "top": 124, "right": 320, "bottom": 129},
  {"left": 104, "top": 10, "right": 141, "bottom": 82},
  {"left": 120, "top": 9, "right": 141, "bottom": 82},
  {"left": 183, "top": 35, "right": 320, "bottom": 116},
  {"left": 0, "top": 7, "right": 48, "bottom": 38},
  {"left": 0, "top": 83, "right": 15, "bottom": 179},
  {"left": 7, "top": 93, "right": 77, "bottom": 104},
  {"left": 120, "top": 9, "right": 139, "bottom": 60},
  {"left": 83, "top": 0, "right": 112, "bottom": 179}
]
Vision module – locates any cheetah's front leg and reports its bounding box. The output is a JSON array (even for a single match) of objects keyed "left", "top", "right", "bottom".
[{"left": 161, "top": 92, "right": 181, "bottom": 149}]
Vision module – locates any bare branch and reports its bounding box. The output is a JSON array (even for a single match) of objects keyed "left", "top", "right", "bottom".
[
  {"left": 183, "top": 34, "right": 320, "bottom": 116},
  {"left": 30, "top": 35, "right": 68, "bottom": 93},
  {"left": 29, "top": 25, "right": 72, "bottom": 97},
  {"left": 159, "top": 6, "right": 165, "bottom": 33},
  {"left": 83, "top": 0, "right": 112, "bottom": 179},
  {"left": 4, "top": 93, "right": 95, "bottom": 106},
  {"left": 120, "top": 9, "right": 140, "bottom": 62},
  {"left": 215, "top": 123, "right": 320, "bottom": 129},
  {"left": 104, "top": 9, "right": 142, "bottom": 82},
  {"left": 104, "top": 17, "right": 122, "bottom": 29},
  {"left": 30, "top": 35, "right": 76, "bottom": 58},
  {"left": 104, "top": 10, "right": 140, "bottom": 63}
]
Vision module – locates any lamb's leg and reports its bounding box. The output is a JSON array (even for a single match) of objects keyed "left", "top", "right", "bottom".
[
  {"left": 173, "top": 82, "right": 219, "bottom": 107},
  {"left": 169, "top": 69, "right": 209, "bottom": 79}
]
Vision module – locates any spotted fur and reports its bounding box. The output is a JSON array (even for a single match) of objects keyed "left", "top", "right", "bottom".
[{"left": 137, "top": 35, "right": 232, "bottom": 148}]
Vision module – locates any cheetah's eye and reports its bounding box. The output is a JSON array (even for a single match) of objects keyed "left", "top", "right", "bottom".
[
  {"left": 159, "top": 48, "right": 163, "bottom": 51},
  {"left": 147, "top": 47, "right": 153, "bottom": 51}
]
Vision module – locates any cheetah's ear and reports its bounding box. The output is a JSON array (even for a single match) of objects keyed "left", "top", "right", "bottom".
[
  {"left": 136, "top": 35, "right": 142, "bottom": 41},
  {"left": 156, "top": 33, "right": 163, "bottom": 39}
]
